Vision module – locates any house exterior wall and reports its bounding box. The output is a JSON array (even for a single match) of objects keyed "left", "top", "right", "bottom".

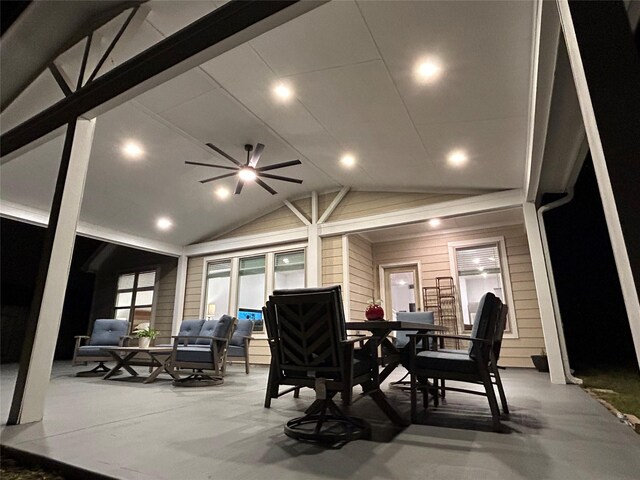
[
  {"left": 87, "top": 248, "right": 178, "bottom": 340},
  {"left": 349, "top": 235, "right": 375, "bottom": 322},
  {"left": 372, "top": 224, "right": 544, "bottom": 368}
]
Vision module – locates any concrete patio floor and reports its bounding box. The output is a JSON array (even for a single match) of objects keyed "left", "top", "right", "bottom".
[{"left": 1, "top": 362, "right": 638, "bottom": 480}]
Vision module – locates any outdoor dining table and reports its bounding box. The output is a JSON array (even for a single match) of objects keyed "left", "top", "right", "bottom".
[
  {"left": 103, "top": 346, "right": 178, "bottom": 384},
  {"left": 346, "top": 320, "right": 447, "bottom": 426}
]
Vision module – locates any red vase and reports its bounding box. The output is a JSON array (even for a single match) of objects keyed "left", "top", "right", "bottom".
[{"left": 365, "top": 304, "right": 384, "bottom": 320}]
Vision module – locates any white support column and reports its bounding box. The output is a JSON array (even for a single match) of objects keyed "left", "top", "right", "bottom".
[
  {"left": 171, "top": 255, "right": 188, "bottom": 337},
  {"left": 306, "top": 224, "right": 321, "bottom": 287},
  {"left": 523, "top": 202, "right": 566, "bottom": 384},
  {"left": 311, "top": 191, "right": 319, "bottom": 224},
  {"left": 341, "top": 235, "right": 351, "bottom": 322},
  {"left": 11, "top": 118, "right": 96, "bottom": 424}
]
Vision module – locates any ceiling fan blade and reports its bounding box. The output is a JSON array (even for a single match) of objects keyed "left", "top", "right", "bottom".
[
  {"left": 206, "top": 143, "right": 242, "bottom": 167},
  {"left": 235, "top": 179, "right": 245, "bottom": 195},
  {"left": 185, "top": 161, "right": 237, "bottom": 170},
  {"left": 199, "top": 172, "right": 237, "bottom": 184},
  {"left": 256, "top": 178, "right": 277, "bottom": 195},
  {"left": 258, "top": 172, "right": 303, "bottom": 184},
  {"left": 248, "top": 143, "right": 265, "bottom": 168},
  {"left": 256, "top": 159, "right": 301, "bottom": 172}
]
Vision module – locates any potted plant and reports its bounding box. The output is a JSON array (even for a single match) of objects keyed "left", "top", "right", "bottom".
[
  {"left": 531, "top": 348, "right": 549, "bottom": 372},
  {"left": 365, "top": 299, "right": 385, "bottom": 321},
  {"left": 134, "top": 323, "right": 159, "bottom": 349}
]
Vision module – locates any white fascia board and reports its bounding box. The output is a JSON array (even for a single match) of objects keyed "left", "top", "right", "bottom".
[
  {"left": 1, "top": 200, "right": 183, "bottom": 256},
  {"left": 318, "top": 189, "right": 524, "bottom": 237},
  {"left": 525, "top": 0, "right": 561, "bottom": 202},
  {"left": 184, "top": 226, "right": 309, "bottom": 257}
]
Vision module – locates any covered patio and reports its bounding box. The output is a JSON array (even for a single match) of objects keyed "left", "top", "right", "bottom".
[{"left": 1, "top": 362, "right": 639, "bottom": 479}]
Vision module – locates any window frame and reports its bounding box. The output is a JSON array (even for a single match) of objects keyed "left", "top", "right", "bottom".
[
  {"left": 113, "top": 267, "right": 159, "bottom": 334},
  {"left": 447, "top": 236, "right": 519, "bottom": 339},
  {"left": 200, "top": 243, "right": 307, "bottom": 339}
]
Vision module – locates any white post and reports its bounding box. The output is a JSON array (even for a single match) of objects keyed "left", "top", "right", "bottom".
[
  {"left": 306, "top": 224, "right": 321, "bottom": 287},
  {"left": 523, "top": 202, "right": 566, "bottom": 384},
  {"left": 171, "top": 255, "right": 188, "bottom": 337},
  {"left": 557, "top": 0, "right": 640, "bottom": 370},
  {"left": 10, "top": 118, "right": 96, "bottom": 424}
]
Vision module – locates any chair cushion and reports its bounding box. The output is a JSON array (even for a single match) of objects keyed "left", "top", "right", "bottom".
[
  {"left": 227, "top": 345, "right": 245, "bottom": 357},
  {"left": 178, "top": 319, "right": 206, "bottom": 344},
  {"left": 195, "top": 320, "right": 218, "bottom": 345},
  {"left": 175, "top": 346, "right": 214, "bottom": 363},
  {"left": 88, "top": 319, "right": 129, "bottom": 346},
  {"left": 77, "top": 345, "right": 111, "bottom": 357},
  {"left": 213, "top": 314, "right": 235, "bottom": 340},
  {"left": 416, "top": 350, "right": 478, "bottom": 374},
  {"left": 395, "top": 311, "right": 435, "bottom": 349},
  {"left": 230, "top": 319, "right": 253, "bottom": 346}
]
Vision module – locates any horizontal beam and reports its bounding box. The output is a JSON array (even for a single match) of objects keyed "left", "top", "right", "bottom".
[
  {"left": 0, "top": 200, "right": 183, "bottom": 256},
  {"left": 184, "top": 226, "right": 309, "bottom": 257},
  {"left": 318, "top": 189, "right": 524, "bottom": 237},
  {"left": 1, "top": 0, "right": 327, "bottom": 159}
]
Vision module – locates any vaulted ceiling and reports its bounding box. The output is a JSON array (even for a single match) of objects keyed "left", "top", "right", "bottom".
[{"left": 1, "top": 1, "right": 536, "bottom": 246}]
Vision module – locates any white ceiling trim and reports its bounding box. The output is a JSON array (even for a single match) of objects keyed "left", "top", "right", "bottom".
[
  {"left": 318, "top": 189, "right": 523, "bottom": 237},
  {"left": 0, "top": 200, "right": 183, "bottom": 256},
  {"left": 185, "top": 226, "right": 309, "bottom": 257}
]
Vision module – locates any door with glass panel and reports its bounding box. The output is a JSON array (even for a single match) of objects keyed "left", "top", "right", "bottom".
[
  {"left": 114, "top": 270, "right": 156, "bottom": 333},
  {"left": 383, "top": 266, "right": 420, "bottom": 321}
]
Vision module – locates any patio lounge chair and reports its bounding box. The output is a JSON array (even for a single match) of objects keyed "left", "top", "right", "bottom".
[
  {"left": 407, "top": 292, "right": 505, "bottom": 431},
  {"left": 264, "top": 286, "right": 377, "bottom": 445},
  {"left": 226, "top": 319, "right": 254, "bottom": 374},
  {"left": 170, "top": 315, "right": 237, "bottom": 386},
  {"left": 72, "top": 319, "right": 130, "bottom": 376}
]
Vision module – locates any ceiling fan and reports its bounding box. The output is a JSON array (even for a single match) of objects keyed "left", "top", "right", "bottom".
[{"left": 186, "top": 143, "right": 302, "bottom": 195}]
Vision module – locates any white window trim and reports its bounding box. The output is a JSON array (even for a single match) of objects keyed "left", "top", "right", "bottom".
[
  {"left": 114, "top": 267, "right": 160, "bottom": 333},
  {"left": 199, "top": 242, "right": 307, "bottom": 339},
  {"left": 447, "top": 236, "right": 519, "bottom": 339}
]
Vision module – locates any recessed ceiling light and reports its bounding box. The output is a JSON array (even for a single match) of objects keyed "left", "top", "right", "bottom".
[
  {"left": 428, "top": 218, "right": 441, "bottom": 227},
  {"left": 238, "top": 168, "right": 257, "bottom": 182},
  {"left": 414, "top": 58, "right": 442, "bottom": 84},
  {"left": 122, "top": 141, "right": 144, "bottom": 159},
  {"left": 156, "top": 217, "right": 173, "bottom": 231},
  {"left": 273, "top": 82, "right": 293, "bottom": 101},
  {"left": 215, "top": 187, "right": 230, "bottom": 199},
  {"left": 340, "top": 154, "right": 356, "bottom": 168},
  {"left": 447, "top": 149, "right": 468, "bottom": 167}
]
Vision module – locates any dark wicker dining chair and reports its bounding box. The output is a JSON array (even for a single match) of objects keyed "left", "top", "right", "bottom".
[{"left": 263, "top": 285, "right": 377, "bottom": 445}]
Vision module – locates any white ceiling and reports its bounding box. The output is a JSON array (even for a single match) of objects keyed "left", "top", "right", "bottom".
[{"left": 0, "top": 0, "right": 536, "bottom": 247}]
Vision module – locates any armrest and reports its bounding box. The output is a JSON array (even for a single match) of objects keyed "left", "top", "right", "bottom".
[
  {"left": 406, "top": 332, "right": 491, "bottom": 344},
  {"left": 74, "top": 335, "right": 90, "bottom": 339},
  {"left": 341, "top": 337, "right": 368, "bottom": 345},
  {"left": 119, "top": 335, "right": 135, "bottom": 347}
]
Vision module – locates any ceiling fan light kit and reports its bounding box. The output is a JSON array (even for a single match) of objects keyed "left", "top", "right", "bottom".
[{"left": 185, "top": 143, "right": 302, "bottom": 195}]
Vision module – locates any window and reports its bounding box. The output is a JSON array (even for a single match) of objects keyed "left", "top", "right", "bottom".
[
  {"left": 114, "top": 270, "right": 156, "bottom": 332},
  {"left": 237, "top": 256, "right": 266, "bottom": 332},
  {"left": 448, "top": 237, "right": 517, "bottom": 337},
  {"left": 274, "top": 250, "right": 305, "bottom": 290},
  {"left": 204, "top": 261, "right": 231, "bottom": 319},
  {"left": 201, "top": 245, "right": 307, "bottom": 336}
]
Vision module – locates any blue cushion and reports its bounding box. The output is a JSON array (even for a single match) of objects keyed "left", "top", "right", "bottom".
[
  {"left": 77, "top": 345, "right": 111, "bottom": 357},
  {"left": 195, "top": 320, "right": 218, "bottom": 345},
  {"left": 230, "top": 319, "right": 253, "bottom": 346},
  {"left": 178, "top": 319, "right": 206, "bottom": 345},
  {"left": 175, "top": 346, "right": 214, "bottom": 363},
  {"left": 395, "top": 311, "right": 435, "bottom": 349},
  {"left": 227, "top": 345, "right": 245, "bottom": 357},
  {"left": 213, "top": 315, "right": 235, "bottom": 340},
  {"left": 416, "top": 350, "right": 478, "bottom": 374},
  {"left": 89, "top": 319, "right": 129, "bottom": 346}
]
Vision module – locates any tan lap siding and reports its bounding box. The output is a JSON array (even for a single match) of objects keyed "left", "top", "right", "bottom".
[
  {"left": 153, "top": 264, "right": 177, "bottom": 343},
  {"left": 372, "top": 224, "right": 544, "bottom": 368},
  {"left": 183, "top": 256, "right": 204, "bottom": 318},
  {"left": 322, "top": 236, "right": 343, "bottom": 288},
  {"left": 349, "top": 235, "right": 374, "bottom": 322}
]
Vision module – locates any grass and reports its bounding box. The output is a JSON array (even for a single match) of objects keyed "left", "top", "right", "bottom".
[
  {"left": 579, "top": 367, "right": 640, "bottom": 419},
  {"left": 0, "top": 453, "right": 65, "bottom": 480}
]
